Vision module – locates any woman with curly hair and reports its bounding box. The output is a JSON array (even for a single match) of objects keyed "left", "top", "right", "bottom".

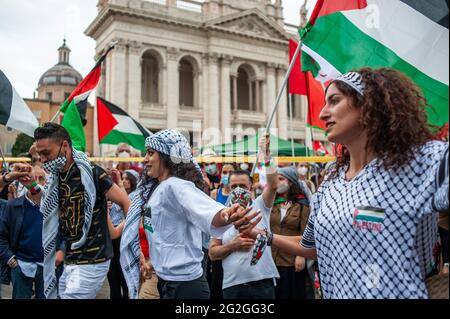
[
  {"left": 241, "top": 68, "right": 449, "bottom": 298},
  {"left": 120, "top": 129, "right": 256, "bottom": 299}
]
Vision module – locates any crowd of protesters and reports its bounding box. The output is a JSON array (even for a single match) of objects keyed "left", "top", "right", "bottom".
[{"left": 0, "top": 68, "right": 448, "bottom": 300}]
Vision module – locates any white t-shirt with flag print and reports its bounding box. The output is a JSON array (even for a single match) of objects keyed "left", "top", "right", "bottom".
[{"left": 301, "top": 141, "right": 448, "bottom": 299}]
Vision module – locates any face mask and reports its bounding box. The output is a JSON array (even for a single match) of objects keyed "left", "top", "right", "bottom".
[
  {"left": 42, "top": 144, "right": 67, "bottom": 174},
  {"left": 229, "top": 187, "right": 253, "bottom": 208},
  {"left": 221, "top": 175, "right": 229, "bottom": 187},
  {"left": 276, "top": 183, "right": 290, "bottom": 194},
  {"left": 205, "top": 164, "right": 218, "bottom": 175},
  {"left": 43, "top": 156, "right": 67, "bottom": 174},
  {"left": 297, "top": 167, "right": 308, "bottom": 176},
  {"left": 118, "top": 151, "right": 130, "bottom": 158},
  {"left": 240, "top": 163, "right": 249, "bottom": 171}
]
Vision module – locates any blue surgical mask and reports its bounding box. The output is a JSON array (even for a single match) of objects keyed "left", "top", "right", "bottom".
[{"left": 221, "top": 175, "right": 229, "bottom": 187}]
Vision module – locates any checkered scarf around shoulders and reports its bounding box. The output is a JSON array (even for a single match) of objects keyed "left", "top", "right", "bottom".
[
  {"left": 120, "top": 129, "right": 199, "bottom": 299},
  {"left": 41, "top": 149, "right": 96, "bottom": 299}
]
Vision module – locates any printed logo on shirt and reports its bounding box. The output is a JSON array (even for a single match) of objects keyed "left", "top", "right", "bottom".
[
  {"left": 143, "top": 207, "right": 154, "bottom": 233},
  {"left": 352, "top": 206, "right": 385, "bottom": 232}
]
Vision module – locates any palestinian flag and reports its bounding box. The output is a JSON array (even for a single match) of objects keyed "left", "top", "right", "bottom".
[
  {"left": 306, "top": 71, "right": 327, "bottom": 131},
  {"left": 0, "top": 70, "right": 38, "bottom": 137},
  {"left": 313, "top": 140, "right": 329, "bottom": 156},
  {"left": 60, "top": 45, "right": 115, "bottom": 151},
  {"left": 288, "top": 39, "right": 307, "bottom": 95},
  {"left": 301, "top": 0, "right": 449, "bottom": 127},
  {"left": 97, "top": 97, "right": 151, "bottom": 152},
  {"left": 288, "top": 39, "right": 327, "bottom": 131}
]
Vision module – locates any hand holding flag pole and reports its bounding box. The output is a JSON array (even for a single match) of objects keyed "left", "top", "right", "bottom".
[{"left": 250, "top": 39, "right": 302, "bottom": 176}]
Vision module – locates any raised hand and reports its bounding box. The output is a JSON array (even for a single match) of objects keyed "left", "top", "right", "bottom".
[{"left": 220, "top": 204, "right": 250, "bottom": 224}]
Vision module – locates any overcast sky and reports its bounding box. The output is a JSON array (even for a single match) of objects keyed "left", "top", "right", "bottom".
[{"left": 0, "top": 0, "right": 315, "bottom": 99}]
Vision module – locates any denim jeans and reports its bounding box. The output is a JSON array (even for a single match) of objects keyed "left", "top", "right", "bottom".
[{"left": 10, "top": 265, "right": 45, "bottom": 299}]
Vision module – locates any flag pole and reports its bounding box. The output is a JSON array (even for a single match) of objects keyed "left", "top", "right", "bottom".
[
  {"left": 0, "top": 145, "right": 8, "bottom": 173},
  {"left": 251, "top": 39, "right": 302, "bottom": 176},
  {"left": 288, "top": 93, "right": 295, "bottom": 157},
  {"left": 49, "top": 40, "right": 118, "bottom": 124}
]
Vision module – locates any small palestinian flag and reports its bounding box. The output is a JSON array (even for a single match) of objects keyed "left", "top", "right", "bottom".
[{"left": 97, "top": 97, "right": 151, "bottom": 152}]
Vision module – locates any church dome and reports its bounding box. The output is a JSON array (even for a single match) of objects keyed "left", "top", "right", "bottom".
[{"left": 38, "top": 39, "right": 82, "bottom": 87}]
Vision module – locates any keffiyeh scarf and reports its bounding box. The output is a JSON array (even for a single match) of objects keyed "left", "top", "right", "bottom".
[
  {"left": 120, "top": 129, "right": 198, "bottom": 299},
  {"left": 41, "top": 149, "right": 96, "bottom": 299},
  {"left": 120, "top": 185, "right": 155, "bottom": 299}
]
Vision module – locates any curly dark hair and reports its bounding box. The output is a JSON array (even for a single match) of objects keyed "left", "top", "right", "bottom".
[
  {"left": 138, "top": 152, "right": 207, "bottom": 214},
  {"left": 158, "top": 153, "right": 206, "bottom": 192},
  {"left": 327, "top": 67, "right": 435, "bottom": 178}
]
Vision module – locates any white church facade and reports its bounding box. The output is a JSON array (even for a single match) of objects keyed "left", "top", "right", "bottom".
[{"left": 85, "top": 0, "right": 327, "bottom": 154}]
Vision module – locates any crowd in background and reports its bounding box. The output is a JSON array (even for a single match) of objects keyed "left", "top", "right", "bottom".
[{"left": 0, "top": 140, "right": 332, "bottom": 299}]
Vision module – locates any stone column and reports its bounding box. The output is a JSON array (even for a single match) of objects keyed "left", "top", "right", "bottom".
[
  {"left": 109, "top": 39, "right": 127, "bottom": 107},
  {"left": 276, "top": 66, "right": 288, "bottom": 139},
  {"left": 166, "top": 47, "right": 179, "bottom": 129},
  {"left": 193, "top": 69, "right": 200, "bottom": 109},
  {"left": 220, "top": 55, "right": 232, "bottom": 142},
  {"left": 266, "top": 63, "right": 277, "bottom": 129},
  {"left": 232, "top": 74, "right": 238, "bottom": 112},
  {"left": 207, "top": 53, "right": 220, "bottom": 130},
  {"left": 255, "top": 79, "right": 261, "bottom": 112},
  {"left": 127, "top": 41, "right": 142, "bottom": 120},
  {"left": 248, "top": 79, "right": 253, "bottom": 111},
  {"left": 201, "top": 54, "right": 209, "bottom": 128}
]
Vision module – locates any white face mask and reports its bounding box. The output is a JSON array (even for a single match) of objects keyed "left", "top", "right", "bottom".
[
  {"left": 240, "top": 163, "right": 249, "bottom": 171},
  {"left": 205, "top": 164, "right": 218, "bottom": 175},
  {"left": 297, "top": 167, "right": 308, "bottom": 176},
  {"left": 118, "top": 151, "right": 130, "bottom": 158},
  {"left": 276, "top": 183, "right": 290, "bottom": 194}
]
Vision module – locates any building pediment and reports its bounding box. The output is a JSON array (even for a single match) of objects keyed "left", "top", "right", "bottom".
[{"left": 206, "top": 8, "right": 289, "bottom": 41}]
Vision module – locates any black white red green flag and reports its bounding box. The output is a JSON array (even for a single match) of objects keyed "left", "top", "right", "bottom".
[{"left": 97, "top": 97, "right": 151, "bottom": 152}]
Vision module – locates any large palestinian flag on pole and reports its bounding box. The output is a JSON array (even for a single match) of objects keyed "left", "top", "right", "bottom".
[
  {"left": 97, "top": 97, "right": 151, "bottom": 152},
  {"left": 301, "top": 0, "right": 449, "bottom": 128}
]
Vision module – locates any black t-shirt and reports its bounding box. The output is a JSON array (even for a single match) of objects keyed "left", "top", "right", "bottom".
[{"left": 58, "top": 163, "right": 114, "bottom": 265}]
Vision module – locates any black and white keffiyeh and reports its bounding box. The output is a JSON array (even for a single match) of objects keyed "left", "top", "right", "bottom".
[
  {"left": 145, "top": 129, "right": 193, "bottom": 163},
  {"left": 41, "top": 149, "right": 96, "bottom": 299},
  {"left": 250, "top": 234, "right": 267, "bottom": 266},
  {"left": 332, "top": 71, "right": 365, "bottom": 96},
  {"left": 120, "top": 186, "right": 155, "bottom": 299}
]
